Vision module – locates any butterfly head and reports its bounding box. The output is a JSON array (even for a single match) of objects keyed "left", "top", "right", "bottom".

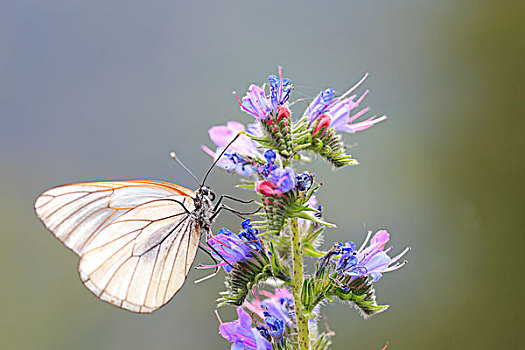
[{"left": 196, "top": 186, "right": 216, "bottom": 202}]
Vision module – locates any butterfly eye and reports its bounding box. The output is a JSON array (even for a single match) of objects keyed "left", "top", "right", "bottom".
[{"left": 209, "top": 190, "right": 216, "bottom": 201}]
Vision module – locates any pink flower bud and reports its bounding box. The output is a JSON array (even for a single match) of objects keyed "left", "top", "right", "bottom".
[
  {"left": 313, "top": 114, "right": 332, "bottom": 134},
  {"left": 255, "top": 180, "right": 279, "bottom": 196}
]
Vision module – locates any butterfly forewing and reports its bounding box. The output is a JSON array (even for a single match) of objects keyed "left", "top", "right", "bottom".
[
  {"left": 35, "top": 181, "right": 202, "bottom": 313},
  {"left": 35, "top": 181, "right": 194, "bottom": 255}
]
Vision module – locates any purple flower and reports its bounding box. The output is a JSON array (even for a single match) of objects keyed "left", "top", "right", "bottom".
[
  {"left": 219, "top": 308, "right": 272, "bottom": 350},
  {"left": 268, "top": 167, "right": 296, "bottom": 193},
  {"left": 303, "top": 73, "right": 387, "bottom": 134},
  {"left": 336, "top": 230, "right": 410, "bottom": 282},
  {"left": 202, "top": 121, "right": 262, "bottom": 176},
  {"left": 245, "top": 287, "right": 294, "bottom": 327},
  {"left": 235, "top": 84, "right": 272, "bottom": 120},
  {"left": 303, "top": 88, "right": 334, "bottom": 122},
  {"left": 200, "top": 220, "right": 264, "bottom": 273},
  {"left": 206, "top": 228, "right": 251, "bottom": 273}
]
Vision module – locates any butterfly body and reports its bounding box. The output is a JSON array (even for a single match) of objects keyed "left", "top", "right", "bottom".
[
  {"left": 190, "top": 186, "right": 216, "bottom": 233},
  {"left": 35, "top": 180, "right": 217, "bottom": 313}
]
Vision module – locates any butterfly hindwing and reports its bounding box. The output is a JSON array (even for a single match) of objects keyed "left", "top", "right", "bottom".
[{"left": 78, "top": 196, "right": 201, "bottom": 313}]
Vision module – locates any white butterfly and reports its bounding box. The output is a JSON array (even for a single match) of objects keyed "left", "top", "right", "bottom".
[
  {"left": 34, "top": 134, "right": 245, "bottom": 313},
  {"left": 35, "top": 180, "right": 219, "bottom": 313}
]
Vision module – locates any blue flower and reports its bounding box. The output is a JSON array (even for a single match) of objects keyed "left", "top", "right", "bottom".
[
  {"left": 256, "top": 326, "right": 271, "bottom": 342},
  {"left": 268, "top": 66, "right": 292, "bottom": 109},
  {"left": 335, "top": 242, "right": 358, "bottom": 272},
  {"left": 295, "top": 172, "right": 314, "bottom": 191},
  {"left": 219, "top": 308, "right": 272, "bottom": 350},
  {"left": 264, "top": 149, "right": 276, "bottom": 163},
  {"left": 254, "top": 150, "right": 296, "bottom": 194},
  {"left": 263, "top": 311, "right": 284, "bottom": 344},
  {"left": 241, "top": 218, "right": 252, "bottom": 230},
  {"left": 238, "top": 219, "right": 263, "bottom": 251}
]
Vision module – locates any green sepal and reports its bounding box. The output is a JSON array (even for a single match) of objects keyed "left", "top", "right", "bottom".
[
  {"left": 269, "top": 243, "right": 281, "bottom": 276},
  {"left": 290, "top": 120, "right": 359, "bottom": 168},
  {"left": 310, "top": 332, "right": 333, "bottom": 350},
  {"left": 250, "top": 115, "right": 294, "bottom": 159},
  {"left": 218, "top": 249, "right": 291, "bottom": 307},
  {"left": 303, "top": 243, "right": 326, "bottom": 258}
]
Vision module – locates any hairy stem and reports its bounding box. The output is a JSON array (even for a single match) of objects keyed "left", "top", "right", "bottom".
[{"left": 291, "top": 217, "right": 309, "bottom": 349}]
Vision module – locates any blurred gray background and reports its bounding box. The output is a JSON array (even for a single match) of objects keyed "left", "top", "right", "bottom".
[{"left": 1, "top": 1, "right": 523, "bottom": 349}]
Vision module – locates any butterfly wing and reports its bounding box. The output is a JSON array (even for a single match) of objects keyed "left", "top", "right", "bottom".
[
  {"left": 35, "top": 180, "right": 201, "bottom": 313},
  {"left": 35, "top": 180, "right": 194, "bottom": 255},
  {"left": 78, "top": 195, "right": 201, "bottom": 313}
]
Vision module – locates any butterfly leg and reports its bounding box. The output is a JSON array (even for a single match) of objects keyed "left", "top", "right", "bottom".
[
  {"left": 210, "top": 204, "right": 261, "bottom": 221},
  {"left": 213, "top": 194, "right": 254, "bottom": 212},
  {"left": 198, "top": 240, "right": 235, "bottom": 270}
]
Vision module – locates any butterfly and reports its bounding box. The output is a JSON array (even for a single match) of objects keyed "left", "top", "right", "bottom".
[{"left": 34, "top": 133, "right": 245, "bottom": 313}]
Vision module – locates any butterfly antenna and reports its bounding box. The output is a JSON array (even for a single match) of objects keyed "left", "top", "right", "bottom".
[
  {"left": 170, "top": 152, "right": 200, "bottom": 185},
  {"left": 201, "top": 131, "right": 243, "bottom": 186}
]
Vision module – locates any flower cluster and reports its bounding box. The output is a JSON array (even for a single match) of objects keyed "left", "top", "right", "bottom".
[
  {"left": 200, "top": 67, "right": 408, "bottom": 350},
  {"left": 233, "top": 67, "right": 295, "bottom": 158}
]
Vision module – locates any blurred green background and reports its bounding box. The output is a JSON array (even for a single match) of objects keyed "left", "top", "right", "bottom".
[{"left": 1, "top": 1, "right": 523, "bottom": 349}]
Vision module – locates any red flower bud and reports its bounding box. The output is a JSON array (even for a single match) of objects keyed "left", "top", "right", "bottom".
[
  {"left": 313, "top": 114, "right": 332, "bottom": 135},
  {"left": 277, "top": 106, "right": 291, "bottom": 122},
  {"left": 255, "top": 180, "right": 278, "bottom": 196}
]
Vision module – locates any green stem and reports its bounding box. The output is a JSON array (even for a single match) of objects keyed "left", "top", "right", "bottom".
[{"left": 291, "top": 217, "right": 309, "bottom": 349}]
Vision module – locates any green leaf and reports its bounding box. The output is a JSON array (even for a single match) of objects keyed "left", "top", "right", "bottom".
[{"left": 287, "top": 210, "right": 336, "bottom": 228}]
